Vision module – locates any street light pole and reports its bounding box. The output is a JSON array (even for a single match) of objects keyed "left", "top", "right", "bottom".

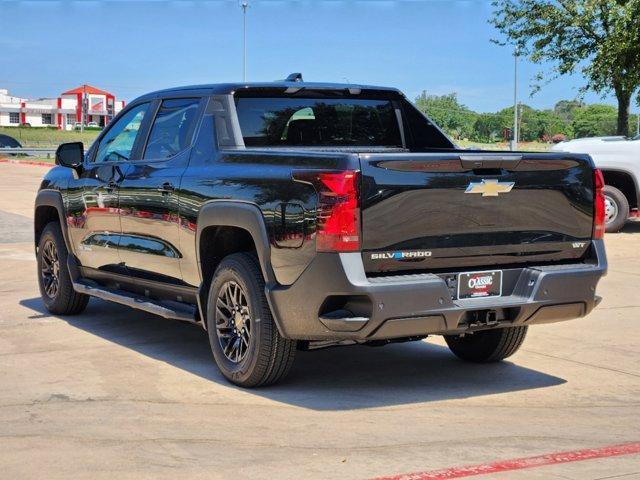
[
  {"left": 81, "top": 84, "right": 86, "bottom": 133},
  {"left": 241, "top": 1, "right": 249, "bottom": 82},
  {"left": 511, "top": 47, "right": 519, "bottom": 151}
]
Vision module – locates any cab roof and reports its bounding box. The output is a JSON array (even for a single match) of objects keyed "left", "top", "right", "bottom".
[{"left": 133, "top": 81, "right": 402, "bottom": 102}]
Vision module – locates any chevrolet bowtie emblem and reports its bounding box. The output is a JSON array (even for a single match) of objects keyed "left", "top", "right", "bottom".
[{"left": 465, "top": 179, "right": 515, "bottom": 197}]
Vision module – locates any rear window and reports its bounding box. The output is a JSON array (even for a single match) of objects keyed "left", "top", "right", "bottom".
[
  {"left": 143, "top": 98, "right": 200, "bottom": 159},
  {"left": 235, "top": 97, "right": 402, "bottom": 147}
]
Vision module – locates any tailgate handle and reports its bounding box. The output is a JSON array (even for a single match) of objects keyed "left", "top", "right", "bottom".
[{"left": 459, "top": 155, "right": 522, "bottom": 171}]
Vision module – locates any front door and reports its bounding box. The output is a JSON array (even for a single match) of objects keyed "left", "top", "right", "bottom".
[
  {"left": 66, "top": 102, "right": 150, "bottom": 275},
  {"left": 118, "top": 97, "right": 202, "bottom": 284}
]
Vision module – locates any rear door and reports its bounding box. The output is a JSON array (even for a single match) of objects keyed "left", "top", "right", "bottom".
[
  {"left": 359, "top": 152, "right": 595, "bottom": 273},
  {"left": 117, "top": 97, "right": 202, "bottom": 284}
]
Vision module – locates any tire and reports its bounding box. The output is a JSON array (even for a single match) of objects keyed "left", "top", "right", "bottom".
[
  {"left": 36, "top": 221, "right": 89, "bottom": 315},
  {"left": 206, "top": 252, "right": 296, "bottom": 387},
  {"left": 603, "top": 185, "right": 629, "bottom": 233},
  {"left": 444, "top": 326, "right": 528, "bottom": 363}
]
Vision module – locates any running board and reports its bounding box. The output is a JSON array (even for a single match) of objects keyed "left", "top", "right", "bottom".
[{"left": 73, "top": 280, "right": 197, "bottom": 323}]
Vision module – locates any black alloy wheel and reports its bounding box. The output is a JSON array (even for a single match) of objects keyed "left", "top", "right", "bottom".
[
  {"left": 40, "top": 238, "right": 61, "bottom": 299},
  {"left": 215, "top": 280, "right": 253, "bottom": 363},
  {"left": 36, "top": 221, "right": 89, "bottom": 315}
]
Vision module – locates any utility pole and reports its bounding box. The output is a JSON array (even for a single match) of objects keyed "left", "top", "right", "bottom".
[
  {"left": 637, "top": 111, "right": 639, "bottom": 137},
  {"left": 511, "top": 47, "right": 519, "bottom": 151},
  {"left": 81, "top": 84, "right": 86, "bottom": 133},
  {"left": 240, "top": 1, "right": 249, "bottom": 82}
]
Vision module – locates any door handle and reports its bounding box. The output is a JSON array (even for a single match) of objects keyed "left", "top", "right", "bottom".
[{"left": 157, "top": 182, "right": 175, "bottom": 194}]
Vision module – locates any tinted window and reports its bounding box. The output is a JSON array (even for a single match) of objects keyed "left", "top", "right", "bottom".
[
  {"left": 94, "top": 103, "right": 148, "bottom": 163},
  {"left": 400, "top": 98, "right": 454, "bottom": 150},
  {"left": 143, "top": 98, "right": 200, "bottom": 159},
  {"left": 235, "top": 97, "right": 402, "bottom": 147},
  {"left": 0, "top": 134, "right": 21, "bottom": 148}
]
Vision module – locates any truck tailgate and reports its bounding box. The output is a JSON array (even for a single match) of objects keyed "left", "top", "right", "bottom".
[{"left": 359, "top": 152, "right": 595, "bottom": 273}]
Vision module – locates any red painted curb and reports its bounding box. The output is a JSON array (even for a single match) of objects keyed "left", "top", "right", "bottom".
[
  {"left": 0, "top": 158, "right": 53, "bottom": 168},
  {"left": 374, "top": 442, "right": 640, "bottom": 480}
]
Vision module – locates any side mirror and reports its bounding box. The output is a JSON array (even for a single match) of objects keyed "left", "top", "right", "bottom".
[{"left": 55, "top": 142, "right": 84, "bottom": 170}]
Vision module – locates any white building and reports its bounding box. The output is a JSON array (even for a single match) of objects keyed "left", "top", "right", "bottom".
[{"left": 0, "top": 85, "right": 125, "bottom": 130}]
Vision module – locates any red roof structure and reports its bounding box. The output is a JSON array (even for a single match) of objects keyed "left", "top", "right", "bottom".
[{"left": 61, "top": 84, "right": 113, "bottom": 96}]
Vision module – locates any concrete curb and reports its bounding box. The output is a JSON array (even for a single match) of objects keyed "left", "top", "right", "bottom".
[{"left": 0, "top": 158, "right": 53, "bottom": 168}]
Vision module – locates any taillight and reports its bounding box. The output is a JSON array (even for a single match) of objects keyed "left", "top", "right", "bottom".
[
  {"left": 316, "top": 171, "right": 360, "bottom": 252},
  {"left": 593, "top": 168, "right": 605, "bottom": 239},
  {"left": 293, "top": 170, "right": 360, "bottom": 252}
]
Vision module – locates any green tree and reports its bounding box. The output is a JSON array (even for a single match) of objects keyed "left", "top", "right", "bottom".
[
  {"left": 472, "top": 113, "right": 509, "bottom": 141},
  {"left": 528, "top": 109, "right": 570, "bottom": 140},
  {"left": 571, "top": 104, "right": 618, "bottom": 137},
  {"left": 491, "top": 0, "right": 640, "bottom": 136},
  {"left": 414, "top": 92, "right": 477, "bottom": 139},
  {"left": 554, "top": 100, "right": 585, "bottom": 123},
  {"left": 495, "top": 105, "right": 568, "bottom": 141}
]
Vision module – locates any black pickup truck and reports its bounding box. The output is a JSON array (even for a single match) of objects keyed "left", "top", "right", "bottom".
[{"left": 35, "top": 76, "right": 607, "bottom": 387}]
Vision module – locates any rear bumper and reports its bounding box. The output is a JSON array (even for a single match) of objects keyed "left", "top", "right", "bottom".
[{"left": 267, "top": 240, "right": 607, "bottom": 341}]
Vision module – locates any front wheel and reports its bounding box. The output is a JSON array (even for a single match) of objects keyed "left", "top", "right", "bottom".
[
  {"left": 206, "top": 253, "right": 296, "bottom": 387},
  {"left": 37, "top": 221, "right": 89, "bottom": 315},
  {"left": 444, "top": 326, "right": 528, "bottom": 363},
  {"left": 603, "top": 185, "right": 629, "bottom": 233}
]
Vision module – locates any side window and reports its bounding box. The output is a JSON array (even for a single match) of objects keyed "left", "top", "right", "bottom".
[
  {"left": 143, "top": 98, "right": 200, "bottom": 159},
  {"left": 94, "top": 103, "right": 148, "bottom": 163}
]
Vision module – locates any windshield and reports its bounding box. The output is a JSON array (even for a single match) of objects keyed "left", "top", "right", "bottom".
[{"left": 235, "top": 97, "right": 403, "bottom": 148}]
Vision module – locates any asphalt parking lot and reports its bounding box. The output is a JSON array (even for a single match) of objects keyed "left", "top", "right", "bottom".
[{"left": 0, "top": 161, "right": 638, "bottom": 480}]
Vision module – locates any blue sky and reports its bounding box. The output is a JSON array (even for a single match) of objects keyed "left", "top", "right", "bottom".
[{"left": 0, "top": 0, "right": 632, "bottom": 113}]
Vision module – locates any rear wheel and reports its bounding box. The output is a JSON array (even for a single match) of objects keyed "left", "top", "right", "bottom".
[
  {"left": 444, "top": 326, "right": 527, "bottom": 362},
  {"left": 37, "top": 222, "right": 89, "bottom": 315},
  {"left": 206, "top": 253, "right": 296, "bottom": 387},
  {"left": 603, "top": 185, "right": 629, "bottom": 233}
]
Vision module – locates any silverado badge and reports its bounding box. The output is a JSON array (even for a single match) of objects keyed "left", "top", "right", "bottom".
[{"left": 465, "top": 179, "right": 515, "bottom": 197}]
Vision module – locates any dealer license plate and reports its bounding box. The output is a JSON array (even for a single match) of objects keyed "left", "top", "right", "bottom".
[{"left": 457, "top": 270, "right": 502, "bottom": 299}]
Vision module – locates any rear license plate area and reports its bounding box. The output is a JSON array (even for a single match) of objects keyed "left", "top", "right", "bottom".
[{"left": 457, "top": 270, "right": 502, "bottom": 299}]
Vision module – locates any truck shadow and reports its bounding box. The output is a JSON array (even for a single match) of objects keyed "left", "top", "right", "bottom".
[
  {"left": 620, "top": 222, "right": 640, "bottom": 233},
  {"left": 20, "top": 297, "right": 566, "bottom": 411}
]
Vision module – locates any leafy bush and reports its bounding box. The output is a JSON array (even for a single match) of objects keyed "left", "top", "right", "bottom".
[
  {"left": 415, "top": 92, "right": 478, "bottom": 140},
  {"left": 472, "top": 113, "right": 508, "bottom": 142},
  {"left": 571, "top": 105, "right": 618, "bottom": 137},
  {"left": 412, "top": 92, "right": 626, "bottom": 142}
]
